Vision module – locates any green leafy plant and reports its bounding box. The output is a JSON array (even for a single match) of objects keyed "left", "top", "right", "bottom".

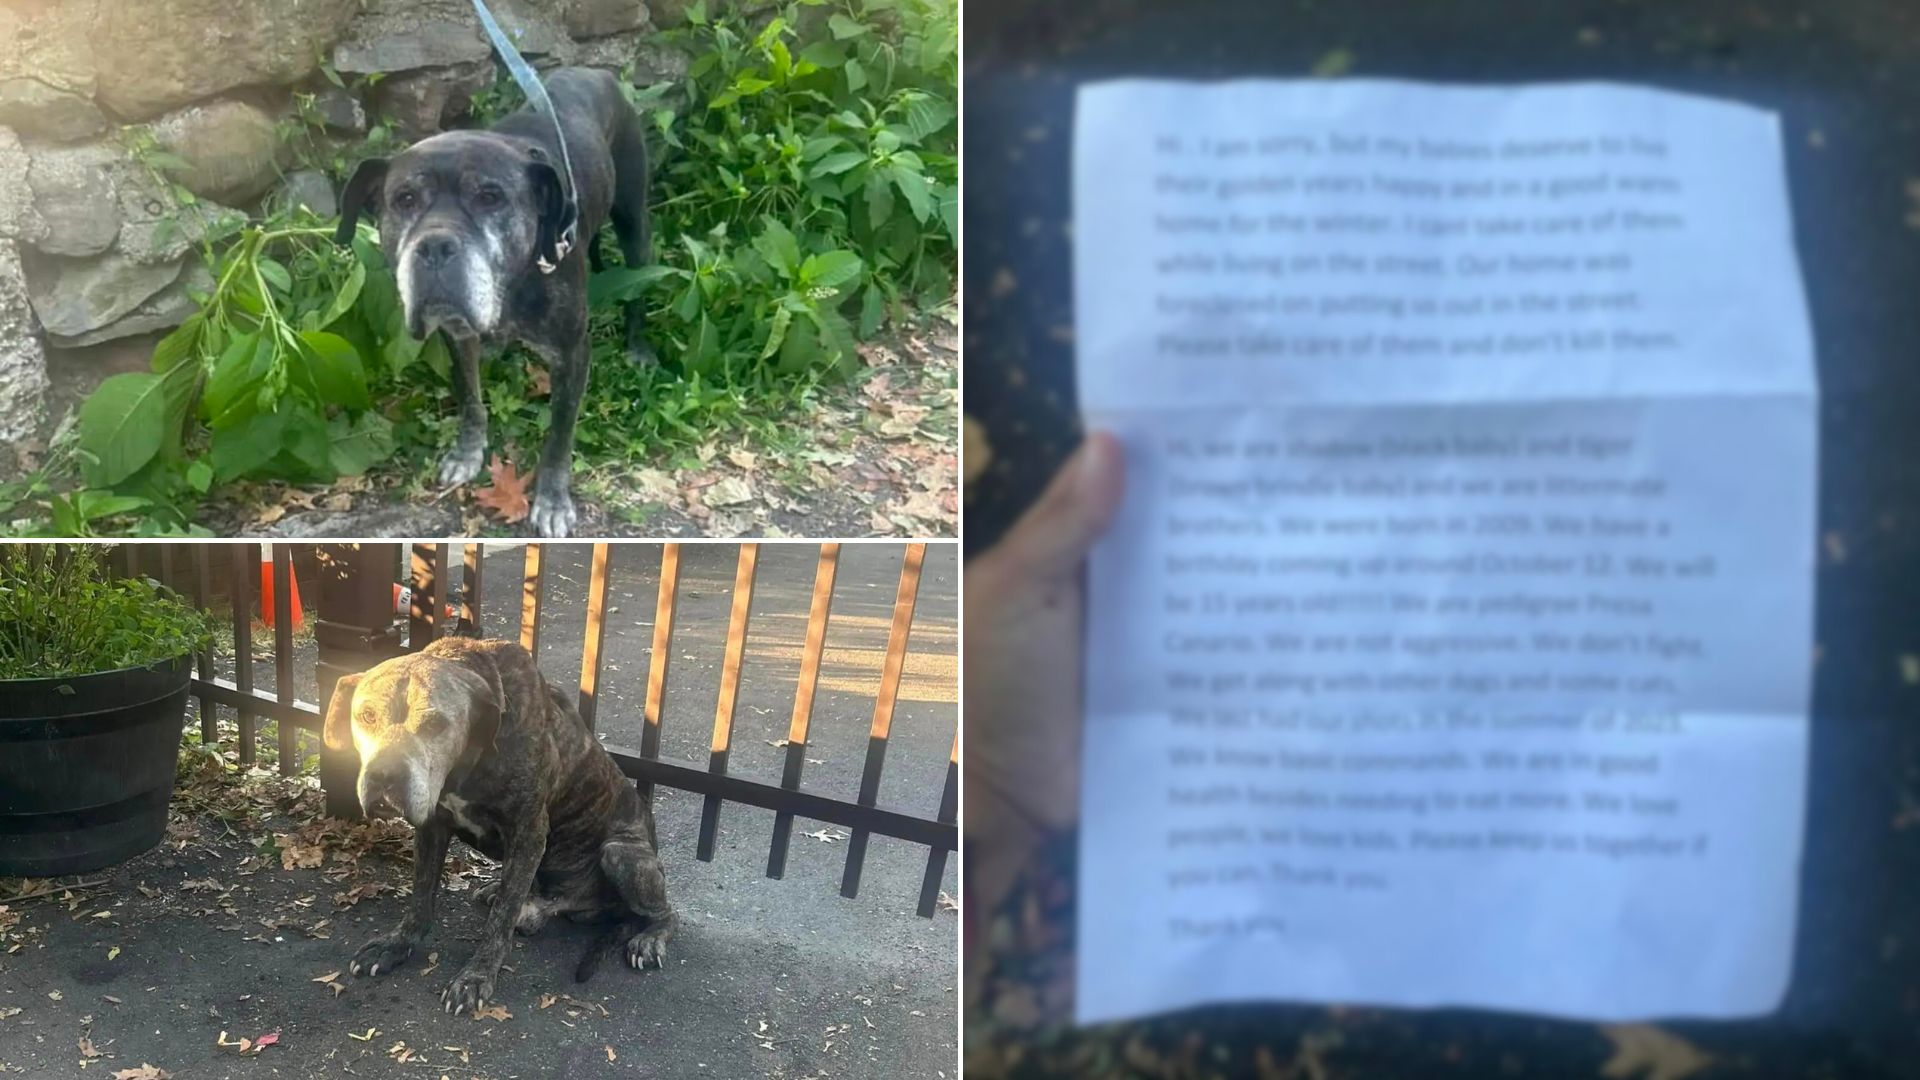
[
  {"left": 608, "top": 0, "right": 958, "bottom": 356},
  {"left": 0, "top": 545, "right": 211, "bottom": 679},
  {"left": 57, "top": 214, "right": 422, "bottom": 533}
]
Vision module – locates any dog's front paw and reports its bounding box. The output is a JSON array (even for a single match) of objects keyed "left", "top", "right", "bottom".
[
  {"left": 625, "top": 340, "right": 659, "bottom": 368},
  {"left": 349, "top": 935, "right": 415, "bottom": 978},
  {"left": 625, "top": 925, "right": 670, "bottom": 970},
  {"left": 437, "top": 438, "right": 487, "bottom": 487},
  {"left": 441, "top": 964, "right": 497, "bottom": 1016},
  {"left": 528, "top": 481, "right": 576, "bottom": 538}
]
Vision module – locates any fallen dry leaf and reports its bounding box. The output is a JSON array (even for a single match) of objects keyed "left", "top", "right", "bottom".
[
  {"left": 106, "top": 946, "right": 120, "bottom": 961},
  {"left": 538, "top": 994, "right": 557, "bottom": 1009},
  {"left": 891, "top": 489, "right": 952, "bottom": 526},
  {"left": 631, "top": 467, "right": 679, "bottom": 506},
  {"left": 1599, "top": 1024, "right": 1712, "bottom": 1080},
  {"left": 112, "top": 1067, "right": 171, "bottom": 1080},
  {"left": 78, "top": 1035, "right": 106, "bottom": 1059},
  {"left": 527, "top": 362, "right": 551, "bottom": 397},
  {"left": 275, "top": 834, "right": 324, "bottom": 870},
  {"left": 215, "top": 1031, "right": 255, "bottom": 1054},
  {"left": 472, "top": 1003, "right": 511, "bottom": 1022},
  {"left": 802, "top": 828, "right": 849, "bottom": 844},
  {"left": 727, "top": 448, "right": 758, "bottom": 471},
  {"left": 877, "top": 405, "right": 929, "bottom": 438},
  {"left": 702, "top": 475, "right": 753, "bottom": 508},
  {"left": 473, "top": 456, "right": 532, "bottom": 524},
  {"left": 605, "top": 1045, "right": 617, "bottom": 1063}
]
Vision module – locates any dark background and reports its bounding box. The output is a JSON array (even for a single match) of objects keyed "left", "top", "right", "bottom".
[{"left": 964, "top": 1, "right": 1920, "bottom": 1075}]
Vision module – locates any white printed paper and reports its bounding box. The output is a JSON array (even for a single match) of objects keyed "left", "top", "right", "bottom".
[{"left": 1073, "top": 80, "right": 1816, "bottom": 1025}]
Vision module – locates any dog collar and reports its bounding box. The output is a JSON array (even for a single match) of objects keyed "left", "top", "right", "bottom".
[{"left": 537, "top": 226, "right": 576, "bottom": 275}]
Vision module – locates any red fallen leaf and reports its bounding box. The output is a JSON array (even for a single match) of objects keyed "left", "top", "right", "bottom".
[
  {"left": 253, "top": 1032, "right": 279, "bottom": 1049},
  {"left": 473, "top": 456, "right": 531, "bottom": 524},
  {"left": 526, "top": 362, "right": 550, "bottom": 398}
]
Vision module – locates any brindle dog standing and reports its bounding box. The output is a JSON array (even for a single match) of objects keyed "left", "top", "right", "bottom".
[{"left": 323, "top": 637, "right": 676, "bottom": 1014}]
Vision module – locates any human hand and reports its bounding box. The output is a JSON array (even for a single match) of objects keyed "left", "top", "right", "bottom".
[{"left": 963, "top": 432, "right": 1125, "bottom": 917}]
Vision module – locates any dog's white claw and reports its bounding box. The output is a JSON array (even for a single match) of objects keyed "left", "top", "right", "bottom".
[
  {"left": 349, "top": 962, "right": 359, "bottom": 976},
  {"left": 369, "top": 964, "right": 379, "bottom": 977}
]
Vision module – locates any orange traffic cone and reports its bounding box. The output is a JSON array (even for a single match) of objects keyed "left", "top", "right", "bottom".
[{"left": 259, "top": 545, "right": 304, "bottom": 630}]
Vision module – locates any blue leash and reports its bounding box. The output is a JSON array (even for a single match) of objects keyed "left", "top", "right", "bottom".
[{"left": 469, "top": 0, "right": 580, "bottom": 273}]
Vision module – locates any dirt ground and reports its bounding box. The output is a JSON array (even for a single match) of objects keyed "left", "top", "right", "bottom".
[
  {"left": 0, "top": 542, "right": 960, "bottom": 1079},
  {"left": 218, "top": 320, "right": 962, "bottom": 542}
]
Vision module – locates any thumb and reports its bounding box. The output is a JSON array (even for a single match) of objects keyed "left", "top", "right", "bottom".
[{"left": 987, "top": 431, "right": 1126, "bottom": 582}]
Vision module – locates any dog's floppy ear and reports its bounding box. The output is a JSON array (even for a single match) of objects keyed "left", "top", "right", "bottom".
[
  {"left": 526, "top": 160, "right": 575, "bottom": 269},
  {"left": 335, "top": 158, "right": 389, "bottom": 246},
  {"left": 323, "top": 672, "right": 363, "bottom": 752}
]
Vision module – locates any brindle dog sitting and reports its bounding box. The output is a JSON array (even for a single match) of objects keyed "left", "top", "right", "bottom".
[{"left": 323, "top": 637, "right": 676, "bottom": 1014}]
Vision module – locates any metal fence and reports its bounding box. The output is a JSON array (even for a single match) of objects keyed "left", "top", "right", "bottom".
[{"left": 111, "top": 541, "right": 957, "bottom": 918}]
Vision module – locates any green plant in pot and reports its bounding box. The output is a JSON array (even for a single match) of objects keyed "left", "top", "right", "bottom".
[{"left": 0, "top": 545, "right": 211, "bottom": 876}]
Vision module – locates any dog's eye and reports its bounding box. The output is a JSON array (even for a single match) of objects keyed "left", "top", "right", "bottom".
[
  {"left": 473, "top": 187, "right": 504, "bottom": 210},
  {"left": 391, "top": 189, "right": 419, "bottom": 211}
]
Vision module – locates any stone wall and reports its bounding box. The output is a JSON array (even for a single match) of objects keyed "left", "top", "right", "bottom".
[{"left": 0, "top": 0, "right": 683, "bottom": 460}]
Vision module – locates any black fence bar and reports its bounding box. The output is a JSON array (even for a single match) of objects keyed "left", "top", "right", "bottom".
[
  {"left": 520, "top": 543, "right": 545, "bottom": 658},
  {"left": 192, "top": 546, "right": 215, "bottom": 743},
  {"left": 409, "top": 543, "right": 438, "bottom": 651},
  {"left": 640, "top": 544, "right": 680, "bottom": 767},
  {"left": 578, "top": 543, "right": 614, "bottom": 730},
  {"left": 194, "top": 677, "right": 320, "bottom": 731},
  {"left": 460, "top": 542, "right": 482, "bottom": 635},
  {"left": 436, "top": 542, "right": 451, "bottom": 637},
  {"left": 697, "top": 544, "right": 760, "bottom": 863},
  {"left": 768, "top": 543, "right": 840, "bottom": 879},
  {"left": 916, "top": 736, "right": 959, "bottom": 917},
  {"left": 232, "top": 543, "right": 257, "bottom": 767},
  {"left": 272, "top": 545, "right": 296, "bottom": 775},
  {"left": 313, "top": 543, "right": 406, "bottom": 819},
  {"left": 608, "top": 749, "right": 956, "bottom": 851},
  {"left": 841, "top": 543, "right": 926, "bottom": 899}
]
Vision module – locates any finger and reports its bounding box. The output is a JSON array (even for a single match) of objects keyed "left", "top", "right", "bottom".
[{"left": 989, "top": 431, "right": 1126, "bottom": 582}]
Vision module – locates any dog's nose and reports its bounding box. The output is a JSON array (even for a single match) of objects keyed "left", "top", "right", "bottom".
[
  {"left": 360, "top": 759, "right": 411, "bottom": 819},
  {"left": 414, "top": 233, "right": 460, "bottom": 271}
]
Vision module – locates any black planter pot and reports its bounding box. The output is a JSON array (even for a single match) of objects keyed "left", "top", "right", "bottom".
[{"left": 0, "top": 656, "right": 192, "bottom": 876}]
